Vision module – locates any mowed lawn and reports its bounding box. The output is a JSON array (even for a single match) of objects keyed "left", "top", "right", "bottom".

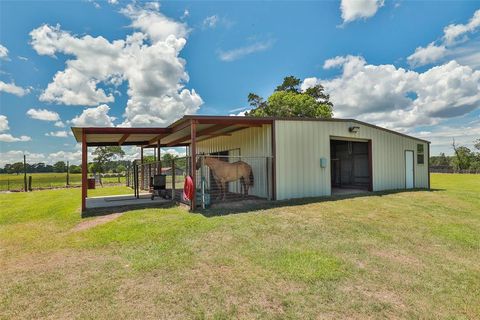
[{"left": 0, "top": 175, "right": 479, "bottom": 319}]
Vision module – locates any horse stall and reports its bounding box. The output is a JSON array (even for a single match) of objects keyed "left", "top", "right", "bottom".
[{"left": 195, "top": 154, "right": 273, "bottom": 208}]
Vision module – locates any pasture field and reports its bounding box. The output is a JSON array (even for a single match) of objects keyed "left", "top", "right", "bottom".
[
  {"left": 0, "top": 174, "right": 479, "bottom": 319},
  {"left": 0, "top": 173, "right": 125, "bottom": 191}
]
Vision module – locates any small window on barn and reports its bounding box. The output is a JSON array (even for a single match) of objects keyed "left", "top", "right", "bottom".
[
  {"left": 417, "top": 144, "right": 424, "bottom": 153},
  {"left": 417, "top": 144, "right": 424, "bottom": 164}
]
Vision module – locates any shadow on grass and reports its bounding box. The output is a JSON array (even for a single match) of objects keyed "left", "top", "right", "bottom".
[
  {"left": 198, "top": 188, "right": 445, "bottom": 217},
  {"left": 81, "top": 201, "right": 178, "bottom": 218},
  {"left": 81, "top": 188, "right": 445, "bottom": 218}
]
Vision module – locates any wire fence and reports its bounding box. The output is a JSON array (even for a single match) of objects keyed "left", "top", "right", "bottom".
[
  {"left": 429, "top": 168, "right": 480, "bottom": 174},
  {"left": 0, "top": 173, "right": 125, "bottom": 192}
]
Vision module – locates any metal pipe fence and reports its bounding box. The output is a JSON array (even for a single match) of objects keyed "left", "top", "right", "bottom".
[{"left": 131, "top": 158, "right": 188, "bottom": 201}]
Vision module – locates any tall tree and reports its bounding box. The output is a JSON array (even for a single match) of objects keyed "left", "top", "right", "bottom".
[
  {"left": 92, "top": 146, "right": 125, "bottom": 173},
  {"left": 53, "top": 161, "right": 66, "bottom": 173},
  {"left": 246, "top": 76, "right": 333, "bottom": 118},
  {"left": 10, "top": 162, "right": 24, "bottom": 175},
  {"left": 452, "top": 139, "right": 473, "bottom": 170}
]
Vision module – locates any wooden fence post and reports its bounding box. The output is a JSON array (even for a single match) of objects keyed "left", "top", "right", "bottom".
[
  {"left": 171, "top": 159, "right": 175, "bottom": 199},
  {"left": 23, "top": 154, "right": 27, "bottom": 192},
  {"left": 66, "top": 161, "right": 70, "bottom": 186},
  {"left": 28, "top": 176, "right": 32, "bottom": 191}
]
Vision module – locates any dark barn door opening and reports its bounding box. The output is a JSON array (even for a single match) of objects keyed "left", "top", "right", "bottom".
[{"left": 330, "top": 139, "right": 372, "bottom": 194}]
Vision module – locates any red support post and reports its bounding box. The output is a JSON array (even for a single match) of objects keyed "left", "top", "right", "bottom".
[
  {"left": 157, "top": 139, "right": 161, "bottom": 174},
  {"left": 140, "top": 146, "right": 144, "bottom": 190},
  {"left": 190, "top": 120, "right": 197, "bottom": 211},
  {"left": 81, "top": 129, "right": 87, "bottom": 212}
]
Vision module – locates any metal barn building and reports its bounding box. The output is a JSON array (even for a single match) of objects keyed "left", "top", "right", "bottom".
[{"left": 73, "top": 115, "right": 430, "bottom": 212}]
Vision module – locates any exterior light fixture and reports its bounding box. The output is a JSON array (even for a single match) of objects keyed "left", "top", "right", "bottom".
[{"left": 349, "top": 126, "right": 360, "bottom": 133}]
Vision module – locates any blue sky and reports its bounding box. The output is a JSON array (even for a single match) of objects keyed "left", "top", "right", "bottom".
[{"left": 0, "top": 0, "right": 479, "bottom": 164}]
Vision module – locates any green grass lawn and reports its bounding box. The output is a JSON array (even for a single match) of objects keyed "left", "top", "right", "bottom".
[
  {"left": 0, "top": 173, "right": 125, "bottom": 191},
  {"left": 0, "top": 174, "right": 479, "bottom": 319}
]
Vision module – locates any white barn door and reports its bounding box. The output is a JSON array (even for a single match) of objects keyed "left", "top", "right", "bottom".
[{"left": 405, "top": 150, "right": 414, "bottom": 189}]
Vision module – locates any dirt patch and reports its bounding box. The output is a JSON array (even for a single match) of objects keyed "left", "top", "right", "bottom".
[
  {"left": 71, "top": 212, "right": 124, "bottom": 232},
  {"left": 371, "top": 249, "right": 424, "bottom": 267},
  {"left": 342, "top": 284, "right": 406, "bottom": 310}
]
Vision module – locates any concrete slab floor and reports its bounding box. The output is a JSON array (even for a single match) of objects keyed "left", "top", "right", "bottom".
[{"left": 86, "top": 193, "right": 170, "bottom": 209}]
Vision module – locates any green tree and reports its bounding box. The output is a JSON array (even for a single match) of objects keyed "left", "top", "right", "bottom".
[
  {"left": 53, "top": 161, "right": 66, "bottom": 173},
  {"left": 92, "top": 146, "right": 125, "bottom": 173},
  {"left": 430, "top": 152, "right": 450, "bottom": 166},
  {"left": 162, "top": 153, "right": 178, "bottom": 163},
  {"left": 452, "top": 140, "right": 473, "bottom": 170},
  {"left": 474, "top": 138, "right": 480, "bottom": 152},
  {"left": 10, "top": 162, "right": 24, "bottom": 175},
  {"left": 246, "top": 76, "right": 333, "bottom": 118},
  {"left": 69, "top": 165, "right": 81, "bottom": 174},
  {"left": 115, "top": 164, "right": 126, "bottom": 173}
]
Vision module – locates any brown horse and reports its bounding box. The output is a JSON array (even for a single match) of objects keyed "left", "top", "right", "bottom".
[{"left": 196, "top": 156, "right": 254, "bottom": 200}]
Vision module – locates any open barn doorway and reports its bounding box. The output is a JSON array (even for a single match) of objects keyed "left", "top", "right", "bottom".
[{"left": 330, "top": 139, "right": 372, "bottom": 195}]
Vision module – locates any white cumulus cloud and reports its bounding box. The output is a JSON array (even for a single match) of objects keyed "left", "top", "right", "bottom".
[
  {"left": 70, "top": 104, "right": 116, "bottom": 127},
  {"left": 407, "top": 9, "right": 480, "bottom": 67},
  {"left": 26, "top": 108, "right": 60, "bottom": 122},
  {"left": 0, "top": 150, "right": 45, "bottom": 166},
  {"left": 45, "top": 130, "right": 69, "bottom": 138},
  {"left": 0, "top": 44, "right": 8, "bottom": 60},
  {"left": 0, "top": 80, "right": 30, "bottom": 96},
  {"left": 0, "top": 115, "right": 31, "bottom": 142},
  {"left": 0, "top": 134, "right": 31, "bottom": 142},
  {"left": 0, "top": 115, "right": 9, "bottom": 132},
  {"left": 48, "top": 150, "right": 82, "bottom": 162},
  {"left": 340, "top": 0, "right": 384, "bottom": 24},
  {"left": 407, "top": 42, "right": 447, "bottom": 67},
  {"left": 29, "top": 3, "right": 202, "bottom": 126},
  {"left": 443, "top": 9, "right": 480, "bottom": 45},
  {"left": 302, "top": 55, "right": 480, "bottom": 131}
]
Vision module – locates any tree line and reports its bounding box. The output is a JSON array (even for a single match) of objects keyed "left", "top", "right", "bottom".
[
  {"left": 430, "top": 139, "right": 480, "bottom": 171},
  {"left": 0, "top": 147, "right": 184, "bottom": 175},
  {"left": 0, "top": 160, "right": 132, "bottom": 175}
]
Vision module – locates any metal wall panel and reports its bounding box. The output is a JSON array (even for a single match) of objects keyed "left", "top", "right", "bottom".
[{"left": 274, "top": 120, "right": 429, "bottom": 200}]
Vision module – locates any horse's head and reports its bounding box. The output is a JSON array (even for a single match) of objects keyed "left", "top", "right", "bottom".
[
  {"left": 195, "top": 157, "right": 201, "bottom": 170},
  {"left": 195, "top": 154, "right": 206, "bottom": 170}
]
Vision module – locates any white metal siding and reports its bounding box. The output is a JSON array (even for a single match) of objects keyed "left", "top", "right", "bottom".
[
  {"left": 275, "top": 120, "right": 429, "bottom": 200},
  {"left": 197, "top": 125, "right": 272, "bottom": 198}
]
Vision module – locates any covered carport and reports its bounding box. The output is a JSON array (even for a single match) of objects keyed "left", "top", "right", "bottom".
[
  {"left": 72, "top": 127, "right": 172, "bottom": 212},
  {"left": 71, "top": 116, "right": 274, "bottom": 213}
]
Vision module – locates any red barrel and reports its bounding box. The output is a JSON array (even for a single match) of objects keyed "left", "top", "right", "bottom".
[{"left": 87, "top": 178, "right": 96, "bottom": 189}]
